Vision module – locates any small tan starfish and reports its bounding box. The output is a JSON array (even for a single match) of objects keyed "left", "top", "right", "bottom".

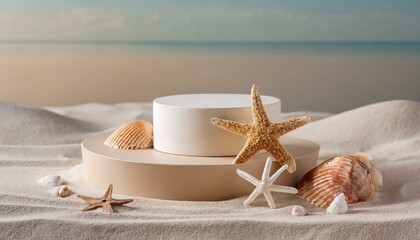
[
  {"left": 211, "top": 84, "right": 310, "bottom": 173},
  {"left": 77, "top": 185, "right": 133, "bottom": 213}
]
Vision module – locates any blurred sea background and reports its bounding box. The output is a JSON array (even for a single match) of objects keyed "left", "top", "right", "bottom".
[{"left": 1, "top": 1, "right": 420, "bottom": 112}]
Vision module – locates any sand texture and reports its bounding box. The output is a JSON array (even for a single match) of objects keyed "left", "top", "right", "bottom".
[{"left": 0, "top": 100, "right": 419, "bottom": 239}]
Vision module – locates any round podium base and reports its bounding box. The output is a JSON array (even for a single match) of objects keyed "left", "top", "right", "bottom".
[{"left": 81, "top": 132, "right": 320, "bottom": 201}]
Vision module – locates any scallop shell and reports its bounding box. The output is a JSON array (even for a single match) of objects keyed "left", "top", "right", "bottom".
[
  {"left": 297, "top": 153, "right": 382, "bottom": 208},
  {"left": 104, "top": 120, "right": 153, "bottom": 150}
]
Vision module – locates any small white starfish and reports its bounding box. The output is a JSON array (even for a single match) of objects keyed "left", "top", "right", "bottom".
[{"left": 237, "top": 157, "right": 298, "bottom": 209}]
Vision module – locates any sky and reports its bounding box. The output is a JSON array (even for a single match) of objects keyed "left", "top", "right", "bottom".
[{"left": 0, "top": 0, "right": 419, "bottom": 42}]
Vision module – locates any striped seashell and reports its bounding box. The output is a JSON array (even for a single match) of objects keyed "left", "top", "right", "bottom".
[
  {"left": 297, "top": 153, "right": 382, "bottom": 208},
  {"left": 104, "top": 120, "right": 153, "bottom": 150}
]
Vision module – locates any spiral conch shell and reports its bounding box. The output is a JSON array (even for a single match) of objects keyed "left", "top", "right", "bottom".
[
  {"left": 104, "top": 120, "right": 153, "bottom": 150},
  {"left": 57, "top": 186, "right": 71, "bottom": 198},
  {"left": 297, "top": 153, "right": 383, "bottom": 208}
]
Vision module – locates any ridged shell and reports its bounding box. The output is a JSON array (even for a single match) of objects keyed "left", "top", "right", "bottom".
[
  {"left": 297, "top": 153, "right": 382, "bottom": 208},
  {"left": 104, "top": 120, "right": 153, "bottom": 149}
]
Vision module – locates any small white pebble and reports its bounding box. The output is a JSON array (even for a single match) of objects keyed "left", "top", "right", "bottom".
[
  {"left": 326, "top": 193, "right": 348, "bottom": 214},
  {"left": 291, "top": 205, "right": 308, "bottom": 216},
  {"left": 37, "top": 175, "right": 61, "bottom": 186}
]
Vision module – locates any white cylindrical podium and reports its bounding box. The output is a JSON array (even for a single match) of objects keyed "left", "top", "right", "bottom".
[{"left": 153, "top": 94, "right": 281, "bottom": 156}]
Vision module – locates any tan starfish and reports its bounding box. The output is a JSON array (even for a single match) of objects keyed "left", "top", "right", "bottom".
[
  {"left": 211, "top": 85, "right": 310, "bottom": 173},
  {"left": 77, "top": 185, "right": 133, "bottom": 213}
]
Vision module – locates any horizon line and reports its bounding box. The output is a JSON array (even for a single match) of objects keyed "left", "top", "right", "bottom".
[{"left": 1, "top": 39, "right": 420, "bottom": 45}]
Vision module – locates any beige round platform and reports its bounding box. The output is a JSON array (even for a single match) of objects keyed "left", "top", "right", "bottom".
[{"left": 81, "top": 132, "right": 320, "bottom": 201}]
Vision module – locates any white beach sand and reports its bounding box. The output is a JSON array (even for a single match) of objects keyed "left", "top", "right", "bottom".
[{"left": 0, "top": 100, "right": 419, "bottom": 239}]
